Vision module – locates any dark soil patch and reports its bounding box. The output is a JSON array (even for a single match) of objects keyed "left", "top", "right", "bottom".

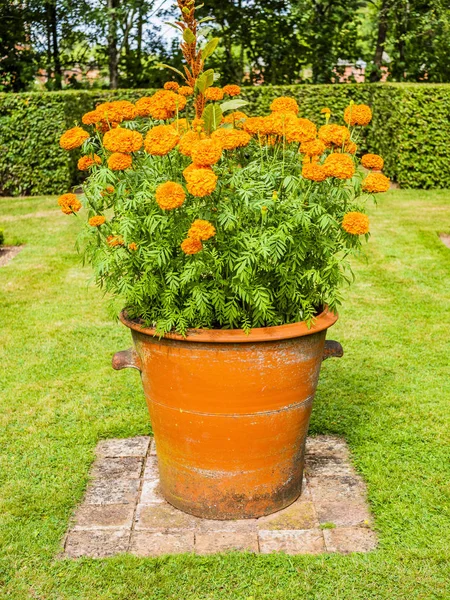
[{"left": 0, "top": 245, "right": 23, "bottom": 267}]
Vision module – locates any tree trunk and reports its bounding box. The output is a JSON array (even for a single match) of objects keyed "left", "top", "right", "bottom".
[
  {"left": 107, "top": 0, "right": 119, "bottom": 89},
  {"left": 370, "top": 0, "right": 389, "bottom": 82},
  {"left": 49, "top": 1, "right": 62, "bottom": 89}
]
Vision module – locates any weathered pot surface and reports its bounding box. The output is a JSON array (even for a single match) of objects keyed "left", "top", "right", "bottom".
[{"left": 113, "top": 307, "right": 343, "bottom": 519}]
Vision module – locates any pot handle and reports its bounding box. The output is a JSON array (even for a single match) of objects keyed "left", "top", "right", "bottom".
[
  {"left": 323, "top": 340, "right": 343, "bottom": 360},
  {"left": 112, "top": 348, "right": 142, "bottom": 371}
]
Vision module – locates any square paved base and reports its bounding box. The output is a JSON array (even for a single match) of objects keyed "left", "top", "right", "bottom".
[{"left": 63, "top": 436, "right": 376, "bottom": 558}]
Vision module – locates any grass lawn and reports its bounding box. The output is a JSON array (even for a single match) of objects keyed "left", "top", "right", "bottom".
[{"left": 0, "top": 189, "right": 449, "bottom": 599}]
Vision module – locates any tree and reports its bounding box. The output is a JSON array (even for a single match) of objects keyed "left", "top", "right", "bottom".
[{"left": 0, "top": 1, "right": 36, "bottom": 92}]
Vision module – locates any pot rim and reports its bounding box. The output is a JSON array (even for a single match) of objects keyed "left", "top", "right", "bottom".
[{"left": 119, "top": 306, "right": 338, "bottom": 343}]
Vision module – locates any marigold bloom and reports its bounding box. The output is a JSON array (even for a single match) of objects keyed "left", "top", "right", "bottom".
[
  {"left": 188, "top": 219, "right": 216, "bottom": 241},
  {"left": 211, "top": 128, "right": 251, "bottom": 150},
  {"left": 222, "top": 111, "right": 247, "bottom": 127},
  {"left": 107, "top": 235, "right": 124, "bottom": 247},
  {"left": 89, "top": 215, "right": 106, "bottom": 227},
  {"left": 185, "top": 168, "right": 218, "bottom": 197},
  {"left": 78, "top": 154, "right": 101, "bottom": 171},
  {"left": 300, "top": 139, "right": 326, "bottom": 157},
  {"left": 345, "top": 140, "right": 358, "bottom": 154},
  {"left": 58, "top": 193, "right": 82, "bottom": 214},
  {"left": 181, "top": 237, "right": 203, "bottom": 255},
  {"left": 101, "top": 185, "right": 115, "bottom": 196},
  {"left": 128, "top": 242, "right": 138, "bottom": 250},
  {"left": 82, "top": 110, "right": 100, "bottom": 125},
  {"left": 323, "top": 153, "right": 355, "bottom": 179},
  {"left": 204, "top": 87, "right": 224, "bottom": 101},
  {"left": 171, "top": 118, "right": 190, "bottom": 134},
  {"left": 192, "top": 117, "right": 205, "bottom": 131},
  {"left": 59, "top": 127, "right": 89, "bottom": 150},
  {"left": 183, "top": 163, "right": 212, "bottom": 180},
  {"left": 243, "top": 116, "right": 267, "bottom": 136},
  {"left": 285, "top": 118, "right": 317, "bottom": 143},
  {"left": 342, "top": 212, "right": 370, "bottom": 235},
  {"left": 144, "top": 125, "right": 179, "bottom": 156},
  {"left": 321, "top": 107, "right": 331, "bottom": 115},
  {"left": 191, "top": 138, "right": 223, "bottom": 166},
  {"left": 362, "top": 172, "right": 390, "bottom": 193},
  {"left": 318, "top": 124, "right": 351, "bottom": 147},
  {"left": 222, "top": 84, "right": 241, "bottom": 96},
  {"left": 135, "top": 90, "right": 186, "bottom": 120},
  {"left": 178, "top": 86, "right": 194, "bottom": 96},
  {"left": 107, "top": 152, "right": 133, "bottom": 171},
  {"left": 178, "top": 130, "right": 205, "bottom": 156},
  {"left": 263, "top": 112, "right": 297, "bottom": 136},
  {"left": 164, "top": 81, "right": 179, "bottom": 91},
  {"left": 302, "top": 163, "right": 327, "bottom": 182},
  {"left": 361, "top": 153, "right": 384, "bottom": 170},
  {"left": 344, "top": 104, "right": 372, "bottom": 126},
  {"left": 270, "top": 97, "right": 299, "bottom": 114},
  {"left": 103, "top": 128, "right": 143, "bottom": 153},
  {"left": 155, "top": 181, "right": 186, "bottom": 210}
]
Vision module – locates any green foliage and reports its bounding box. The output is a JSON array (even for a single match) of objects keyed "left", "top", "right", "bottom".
[
  {"left": 1, "top": 83, "right": 449, "bottom": 196},
  {"left": 0, "top": 228, "right": 4, "bottom": 246}
]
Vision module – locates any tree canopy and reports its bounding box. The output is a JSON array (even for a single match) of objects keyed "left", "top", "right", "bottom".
[{"left": 1, "top": 0, "right": 449, "bottom": 92}]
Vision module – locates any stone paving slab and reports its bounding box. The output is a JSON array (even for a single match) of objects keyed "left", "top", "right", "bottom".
[{"left": 63, "top": 435, "right": 377, "bottom": 558}]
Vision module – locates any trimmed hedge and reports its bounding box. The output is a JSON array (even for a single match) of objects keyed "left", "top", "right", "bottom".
[{"left": 0, "top": 84, "right": 449, "bottom": 195}]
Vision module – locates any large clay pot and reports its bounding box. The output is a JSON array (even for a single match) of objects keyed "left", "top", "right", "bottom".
[{"left": 113, "top": 308, "right": 342, "bottom": 519}]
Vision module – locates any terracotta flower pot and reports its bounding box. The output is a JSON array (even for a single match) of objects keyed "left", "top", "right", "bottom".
[{"left": 113, "top": 308, "right": 342, "bottom": 519}]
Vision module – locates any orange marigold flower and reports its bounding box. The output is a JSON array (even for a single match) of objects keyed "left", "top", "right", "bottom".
[
  {"left": 362, "top": 172, "right": 390, "bottom": 193},
  {"left": 164, "top": 81, "right": 179, "bottom": 91},
  {"left": 107, "top": 152, "right": 133, "bottom": 171},
  {"left": 183, "top": 163, "right": 212, "bottom": 180},
  {"left": 300, "top": 139, "right": 326, "bottom": 157},
  {"left": 344, "top": 104, "right": 372, "bottom": 126},
  {"left": 361, "top": 153, "right": 384, "bottom": 170},
  {"left": 211, "top": 128, "right": 251, "bottom": 150},
  {"left": 89, "top": 215, "right": 106, "bottom": 227},
  {"left": 59, "top": 126, "right": 89, "bottom": 150},
  {"left": 171, "top": 118, "right": 190, "bottom": 134},
  {"left": 144, "top": 124, "right": 179, "bottom": 156},
  {"left": 178, "top": 130, "right": 205, "bottom": 157},
  {"left": 128, "top": 242, "right": 138, "bottom": 251},
  {"left": 181, "top": 237, "right": 203, "bottom": 255},
  {"left": 82, "top": 110, "right": 100, "bottom": 125},
  {"left": 192, "top": 117, "right": 205, "bottom": 131},
  {"left": 323, "top": 153, "right": 355, "bottom": 179},
  {"left": 222, "top": 84, "right": 241, "bottom": 96},
  {"left": 107, "top": 235, "right": 124, "bottom": 247},
  {"left": 135, "top": 90, "right": 186, "bottom": 120},
  {"left": 302, "top": 163, "right": 327, "bottom": 182},
  {"left": 285, "top": 118, "right": 317, "bottom": 143},
  {"left": 155, "top": 181, "right": 186, "bottom": 210},
  {"left": 178, "top": 86, "right": 194, "bottom": 96},
  {"left": 191, "top": 138, "right": 223, "bottom": 166},
  {"left": 270, "top": 96, "right": 299, "bottom": 114},
  {"left": 342, "top": 212, "right": 370, "bottom": 235},
  {"left": 345, "top": 140, "right": 358, "bottom": 154},
  {"left": 101, "top": 185, "right": 115, "bottom": 196},
  {"left": 78, "top": 154, "right": 101, "bottom": 171},
  {"left": 243, "top": 116, "right": 267, "bottom": 136},
  {"left": 103, "top": 128, "right": 143, "bottom": 153},
  {"left": 204, "top": 87, "right": 224, "bottom": 101},
  {"left": 263, "top": 112, "right": 297, "bottom": 136},
  {"left": 187, "top": 219, "right": 216, "bottom": 241},
  {"left": 114, "top": 100, "right": 138, "bottom": 121},
  {"left": 321, "top": 107, "right": 331, "bottom": 115},
  {"left": 222, "top": 111, "right": 247, "bottom": 127},
  {"left": 58, "top": 193, "right": 82, "bottom": 214},
  {"left": 185, "top": 168, "right": 218, "bottom": 197},
  {"left": 318, "top": 124, "right": 350, "bottom": 147}
]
